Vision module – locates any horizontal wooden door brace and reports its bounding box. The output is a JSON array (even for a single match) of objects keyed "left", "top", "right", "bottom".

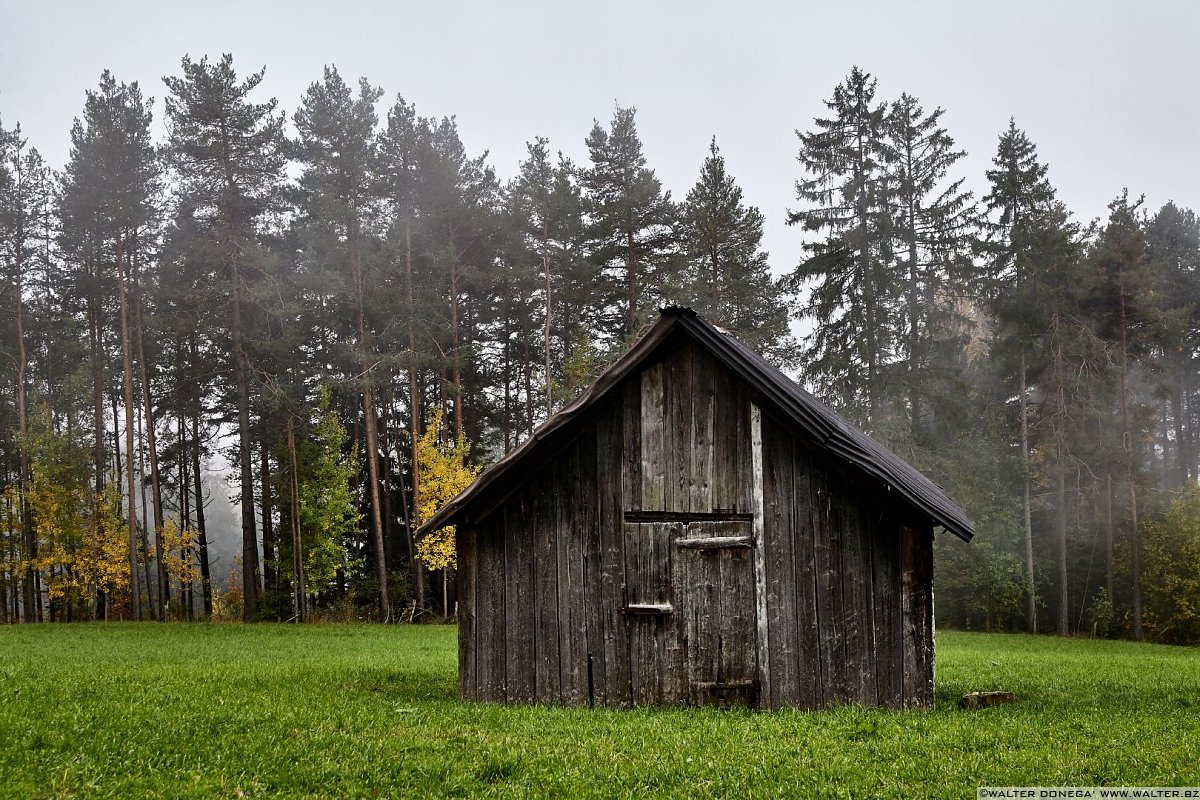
[{"left": 623, "top": 510, "right": 753, "bottom": 523}]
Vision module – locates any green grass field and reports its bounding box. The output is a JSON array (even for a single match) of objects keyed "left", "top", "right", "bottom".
[{"left": 0, "top": 625, "right": 1197, "bottom": 799}]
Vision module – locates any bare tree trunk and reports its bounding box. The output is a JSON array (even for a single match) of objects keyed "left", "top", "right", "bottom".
[
  {"left": 625, "top": 228, "right": 638, "bottom": 340},
  {"left": 191, "top": 404, "right": 213, "bottom": 617},
  {"left": 907, "top": 210, "right": 921, "bottom": 438},
  {"left": 134, "top": 389, "right": 157, "bottom": 620},
  {"left": 404, "top": 218, "right": 427, "bottom": 614},
  {"left": 178, "top": 412, "right": 193, "bottom": 620},
  {"left": 287, "top": 419, "right": 305, "bottom": 622},
  {"left": 1172, "top": 355, "right": 1189, "bottom": 486},
  {"left": 352, "top": 220, "right": 390, "bottom": 623},
  {"left": 1019, "top": 351, "right": 1037, "bottom": 633},
  {"left": 116, "top": 233, "right": 143, "bottom": 621},
  {"left": 380, "top": 397, "right": 396, "bottom": 572},
  {"left": 1119, "top": 287, "right": 1143, "bottom": 640},
  {"left": 449, "top": 255, "right": 463, "bottom": 439},
  {"left": 231, "top": 267, "right": 260, "bottom": 622},
  {"left": 13, "top": 194, "right": 37, "bottom": 623},
  {"left": 260, "top": 426, "right": 276, "bottom": 595},
  {"left": 132, "top": 241, "right": 167, "bottom": 620},
  {"left": 89, "top": 255, "right": 107, "bottom": 621},
  {"left": 1056, "top": 434, "right": 1069, "bottom": 636},
  {"left": 1106, "top": 473, "right": 1114, "bottom": 603},
  {"left": 543, "top": 216, "right": 553, "bottom": 416},
  {"left": 14, "top": 204, "right": 39, "bottom": 623}
]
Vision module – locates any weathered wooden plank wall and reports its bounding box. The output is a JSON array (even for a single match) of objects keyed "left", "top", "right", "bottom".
[
  {"left": 754, "top": 402, "right": 934, "bottom": 709},
  {"left": 902, "top": 524, "right": 935, "bottom": 707},
  {"left": 503, "top": 497, "right": 534, "bottom": 703},
  {"left": 456, "top": 525, "right": 477, "bottom": 701},
  {"left": 475, "top": 516, "right": 506, "bottom": 700},
  {"left": 458, "top": 341, "right": 936, "bottom": 710}
]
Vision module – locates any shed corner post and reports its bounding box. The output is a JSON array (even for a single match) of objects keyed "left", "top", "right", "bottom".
[{"left": 750, "top": 403, "right": 771, "bottom": 709}]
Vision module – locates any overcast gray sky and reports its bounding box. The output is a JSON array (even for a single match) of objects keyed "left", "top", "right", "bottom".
[{"left": 1, "top": 0, "right": 1197, "bottom": 276}]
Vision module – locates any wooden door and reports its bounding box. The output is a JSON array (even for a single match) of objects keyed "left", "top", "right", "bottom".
[
  {"left": 623, "top": 521, "right": 682, "bottom": 706},
  {"left": 674, "top": 519, "right": 758, "bottom": 707}
]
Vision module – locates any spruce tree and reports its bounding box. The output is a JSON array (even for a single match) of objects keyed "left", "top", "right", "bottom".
[
  {"left": 983, "top": 119, "right": 1056, "bottom": 633},
  {"left": 785, "top": 66, "right": 894, "bottom": 427},
  {"left": 509, "top": 138, "right": 593, "bottom": 415},
  {"left": 580, "top": 105, "right": 675, "bottom": 341},
  {"left": 886, "top": 93, "right": 977, "bottom": 439}
]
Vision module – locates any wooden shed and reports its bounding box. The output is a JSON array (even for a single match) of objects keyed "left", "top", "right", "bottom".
[{"left": 418, "top": 307, "right": 974, "bottom": 710}]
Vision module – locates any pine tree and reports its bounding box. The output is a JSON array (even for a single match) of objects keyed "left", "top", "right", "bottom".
[
  {"left": 378, "top": 95, "right": 429, "bottom": 613},
  {"left": 1145, "top": 203, "right": 1200, "bottom": 487},
  {"left": 293, "top": 65, "right": 392, "bottom": 621},
  {"left": 581, "top": 105, "right": 675, "bottom": 341},
  {"left": 678, "top": 138, "right": 791, "bottom": 364},
  {"left": 509, "top": 138, "right": 593, "bottom": 417},
  {"left": 163, "top": 54, "right": 287, "bottom": 622},
  {"left": 0, "top": 124, "right": 47, "bottom": 620}
]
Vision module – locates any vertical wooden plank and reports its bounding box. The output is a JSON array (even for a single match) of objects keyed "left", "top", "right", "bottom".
[
  {"left": 600, "top": 401, "right": 632, "bottom": 707},
  {"left": 901, "top": 524, "right": 916, "bottom": 706},
  {"left": 872, "top": 512, "right": 903, "bottom": 708},
  {"left": 640, "top": 363, "right": 665, "bottom": 512},
  {"left": 840, "top": 495, "right": 876, "bottom": 705},
  {"left": 623, "top": 520, "right": 645, "bottom": 705},
  {"left": 690, "top": 350, "right": 715, "bottom": 514},
  {"left": 901, "top": 523, "right": 934, "bottom": 707},
  {"left": 736, "top": 381, "right": 753, "bottom": 515},
  {"left": 813, "top": 464, "right": 846, "bottom": 705},
  {"left": 791, "top": 444, "right": 821, "bottom": 708},
  {"left": 673, "top": 526, "right": 700, "bottom": 705},
  {"left": 504, "top": 494, "right": 535, "bottom": 703},
  {"left": 475, "top": 519, "right": 506, "bottom": 702},
  {"left": 532, "top": 473, "right": 560, "bottom": 703},
  {"left": 557, "top": 438, "right": 587, "bottom": 704},
  {"left": 916, "top": 525, "right": 936, "bottom": 705},
  {"left": 456, "top": 524, "right": 477, "bottom": 701},
  {"left": 711, "top": 364, "right": 739, "bottom": 512},
  {"left": 658, "top": 520, "right": 683, "bottom": 704},
  {"left": 581, "top": 416, "right": 606, "bottom": 707},
  {"left": 622, "top": 380, "right": 642, "bottom": 514},
  {"left": 762, "top": 417, "right": 799, "bottom": 708},
  {"left": 625, "top": 520, "right": 679, "bottom": 706},
  {"left": 719, "top": 545, "right": 758, "bottom": 699},
  {"left": 665, "top": 347, "right": 693, "bottom": 513},
  {"left": 749, "top": 403, "right": 772, "bottom": 710}
]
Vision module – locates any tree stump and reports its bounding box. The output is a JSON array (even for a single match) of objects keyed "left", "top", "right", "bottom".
[{"left": 959, "top": 691, "right": 1017, "bottom": 710}]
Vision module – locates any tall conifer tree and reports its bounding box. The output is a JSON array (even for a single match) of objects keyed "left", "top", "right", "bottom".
[
  {"left": 678, "top": 138, "right": 791, "bottom": 363},
  {"left": 163, "top": 54, "right": 287, "bottom": 622},
  {"left": 786, "top": 67, "right": 894, "bottom": 427},
  {"left": 581, "top": 106, "right": 675, "bottom": 340},
  {"left": 983, "top": 119, "right": 1056, "bottom": 633}
]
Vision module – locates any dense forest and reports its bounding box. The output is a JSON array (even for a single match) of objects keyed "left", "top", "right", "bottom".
[{"left": 2, "top": 58, "right": 1198, "bottom": 642}]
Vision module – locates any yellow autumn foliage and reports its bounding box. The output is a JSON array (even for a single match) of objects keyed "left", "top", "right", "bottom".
[
  {"left": 414, "top": 410, "right": 480, "bottom": 571},
  {"left": 161, "top": 520, "right": 200, "bottom": 588},
  {"left": 16, "top": 417, "right": 131, "bottom": 608}
]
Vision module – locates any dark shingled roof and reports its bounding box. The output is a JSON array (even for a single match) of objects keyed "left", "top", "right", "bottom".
[{"left": 418, "top": 307, "right": 974, "bottom": 542}]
